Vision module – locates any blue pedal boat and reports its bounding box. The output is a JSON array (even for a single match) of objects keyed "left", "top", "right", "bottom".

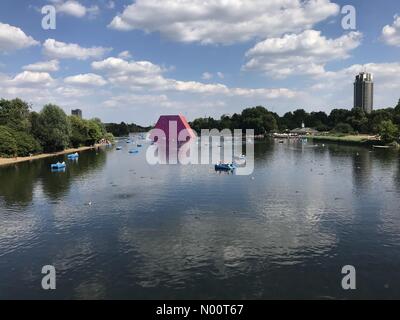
[
  {"left": 215, "top": 163, "right": 236, "bottom": 171},
  {"left": 51, "top": 162, "right": 66, "bottom": 170},
  {"left": 67, "top": 152, "right": 79, "bottom": 159}
]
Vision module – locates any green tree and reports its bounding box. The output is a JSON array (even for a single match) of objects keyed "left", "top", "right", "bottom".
[
  {"left": 0, "top": 126, "right": 17, "bottom": 157},
  {"left": 378, "top": 120, "right": 399, "bottom": 144},
  {"left": 14, "top": 131, "right": 42, "bottom": 156},
  {"left": 347, "top": 108, "right": 369, "bottom": 133},
  {"left": 368, "top": 109, "right": 393, "bottom": 134},
  {"left": 86, "top": 119, "right": 103, "bottom": 145},
  {"left": 92, "top": 117, "right": 107, "bottom": 136},
  {"left": 0, "top": 98, "right": 31, "bottom": 132},
  {"left": 393, "top": 100, "right": 400, "bottom": 126},
  {"left": 263, "top": 113, "right": 278, "bottom": 133},
  {"left": 69, "top": 115, "right": 89, "bottom": 148},
  {"left": 333, "top": 122, "right": 354, "bottom": 134},
  {"left": 329, "top": 109, "right": 351, "bottom": 128},
  {"left": 36, "top": 104, "right": 71, "bottom": 152}
]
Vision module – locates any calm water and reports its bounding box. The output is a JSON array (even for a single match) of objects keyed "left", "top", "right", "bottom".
[{"left": 1, "top": 138, "right": 400, "bottom": 299}]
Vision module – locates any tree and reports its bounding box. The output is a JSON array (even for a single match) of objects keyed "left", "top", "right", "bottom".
[
  {"left": 0, "top": 126, "right": 17, "bottom": 157},
  {"left": 394, "top": 100, "right": 400, "bottom": 126},
  {"left": 0, "top": 98, "right": 31, "bottom": 132},
  {"left": 14, "top": 131, "right": 42, "bottom": 156},
  {"left": 333, "top": 122, "right": 354, "bottom": 134},
  {"left": 347, "top": 108, "right": 369, "bottom": 133},
  {"left": 263, "top": 113, "right": 278, "bottom": 133},
  {"left": 368, "top": 109, "right": 393, "bottom": 134},
  {"left": 329, "top": 109, "right": 351, "bottom": 128},
  {"left": 69, "top": 115, "right": 89, "bottom": 148},
  {"left": 36, "top": 104, "right": 71, "bottom": 152},
  {"left": 378, "top": 120, "right": 399, "bottom": 144},
  {"left": 86, "top": 119, "right": 103, "bottom": 145}
]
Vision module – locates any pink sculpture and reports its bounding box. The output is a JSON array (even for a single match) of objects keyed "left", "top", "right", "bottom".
[{"left": 150, "top": 115, "right": 196, "bottom": 143}]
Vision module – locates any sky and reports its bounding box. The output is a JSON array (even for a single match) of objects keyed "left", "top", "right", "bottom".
[{"left": 0, "top": 0, "right": 399, "bottom": 126}]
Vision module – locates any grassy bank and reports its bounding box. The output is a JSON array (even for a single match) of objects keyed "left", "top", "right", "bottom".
[
  {"left": 0, "top": 144, "right": 103, "bottom": 167},
  {"left": 309, "top": 134, "right": 381, "bottom": 146}
]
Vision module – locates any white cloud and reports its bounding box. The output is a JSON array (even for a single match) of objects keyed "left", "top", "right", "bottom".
[
  {"left": 9, "top": 71, "right": 54, "bottom": 86},
  {"left": 382, "top": 15, "right": 400, "bottom": 47},
  {"left": 0, "top": 22, "right": 39, "bottom": 52},
  {"left": 92, "top": 56, "right": 299, "bottom": 99},
  {"left": 43, "top": 39, "right": 112, "bottom": 60},
  {"left": 217, "top": 72, "right": 224, "bottom": 79},
  {"left": 118, "top": 50, "right": 132, "bottom": 59},
  {"left": 103, "top": 94, "right": 170, "bottom": 108},
  {"left": 23, "top": 60, "right": 60, "bottom": 72},
  {"left": 57, "top": 0, "right": 87, "bottom": 17},
  {"left": 50, "top": 0, "right": 100, "bottom": 19},
  {"left": 108, "top": 0, "right": 339, "bottom": 45},
  {"left": 55, "top": 86, "right": 92, "bottom": 97},
  {"left": 244, "top": 30, "right": 362, "bottom": 78},
  {"left": 64, "top": 73, "right": 107, "bottom": 86},
  {"left": 92, "top": 57, "right": 164, "bottom": 77},
  {"left": 202, "top": 72, "right": 213, "bottom": 80}
]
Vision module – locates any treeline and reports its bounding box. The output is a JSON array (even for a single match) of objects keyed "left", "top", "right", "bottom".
[
  {"left": 0, "top": 98, "right": 113, "bottom": 158},
  {"left": 190, "top": 100, "right": 400, "bottom": 143},
  {"left": 105, "top": 122, "right": 152, "bottom": 137}
]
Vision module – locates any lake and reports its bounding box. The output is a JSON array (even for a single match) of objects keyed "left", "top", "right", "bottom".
[{"left": 1, "top": 137, "right": 400, "bottom": 299}]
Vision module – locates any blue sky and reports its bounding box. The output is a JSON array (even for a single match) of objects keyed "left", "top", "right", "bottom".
[{"left": 0, "top": 0, "right": 399, "bottom": 125}]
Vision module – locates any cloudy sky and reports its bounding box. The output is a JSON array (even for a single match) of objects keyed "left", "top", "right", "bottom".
[{"left": 0, "top": 0, "right": 399, "bottom": 125}]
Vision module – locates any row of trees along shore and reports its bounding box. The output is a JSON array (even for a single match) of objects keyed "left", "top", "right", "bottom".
[
  {"left": 190, "top": 99, "right": 400, "bottom": 144},
  {"left": 0, "top": 98, "right": 114, "bottom": 158},
  {"left": 105, "top": 122, "right": 152, "bottom": 137}
]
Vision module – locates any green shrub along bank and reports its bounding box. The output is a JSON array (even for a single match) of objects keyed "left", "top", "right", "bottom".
[{"left": 0, "top": 98, "right": 113, "bottom": 158}]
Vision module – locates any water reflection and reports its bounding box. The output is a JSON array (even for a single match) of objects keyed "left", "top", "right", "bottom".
[
  {"left": 0, "top": 149, "right": 107, "bottom": 206},
  {"left": 352, "top": 148, "right": 373, "bottom": 190},
  {"left": 0, "top": 161, "right": 42, "bottom": 206},
  {"left": 0, "top": 140, "right": 400, "bottom": 299}
]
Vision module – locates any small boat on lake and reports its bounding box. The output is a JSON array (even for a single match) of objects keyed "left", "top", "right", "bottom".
[
  {"left": 137, "top": 144, "right": 143, "bottom": 148},
  {"left": 116, "top": 146, "right": 123, "bottom": 150},
  {"left": 129, "top": 149, "right": 139, "bottom": 154},
  {"left": 67, "top": 153, "right": 79, "bottom": 159},
  {"left": 51, "top": 162, "right": 66, "bottom": 169},
  {"left": 373, "top": 145, "right": 390, "bottom": 149},
  {"left": 215, "top": 163, "right": 236, "bottom": 171}
]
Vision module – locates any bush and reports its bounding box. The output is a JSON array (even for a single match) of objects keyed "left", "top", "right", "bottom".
[
  {"left": 378, "top": 120, "right": 399, "bottom": 144},
  {"left": 104, "top": 132, "right": 114, "bottom": 143},
  {"left": 0, "top": 126, "right": 17, "bottom": 157},
  {"left": 0, "top": 126, "right": 42, "bottom": 157},
  {"left": 14, "top": 131, "right": 42, "bottom": 156},
  {"left": 333, "top": 123, "right": 354, "bottom": 134}
]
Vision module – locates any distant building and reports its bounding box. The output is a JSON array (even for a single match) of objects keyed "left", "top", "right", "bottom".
[
  {"left": 354, "top": 72, "right": 373, "bottom": 114},
  {"left": 71, "top": 109, "right": 82, "bottom": 118}
]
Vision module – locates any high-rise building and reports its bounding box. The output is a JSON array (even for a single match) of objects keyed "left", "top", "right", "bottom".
[
  {"left": 71, "top": 109, "right": 82, "bottom": 118},
  {"left": 354, "top": 72, "right": 373, "bottom": 114}
]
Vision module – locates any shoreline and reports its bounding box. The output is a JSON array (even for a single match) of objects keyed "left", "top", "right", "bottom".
[
  {"left": 309, "top": 135, "right": 381, "bottom": 146},
  {"left": 0, "top": 144, "right": 103, "bottom": 167}
]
